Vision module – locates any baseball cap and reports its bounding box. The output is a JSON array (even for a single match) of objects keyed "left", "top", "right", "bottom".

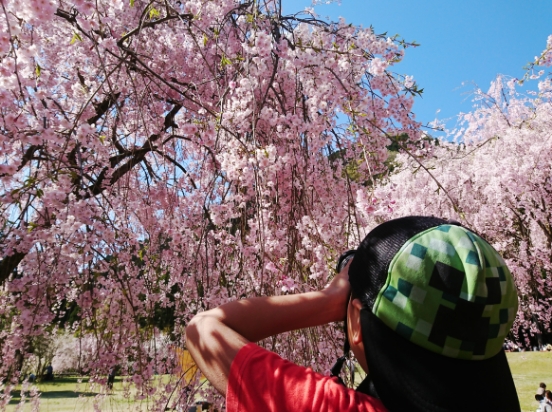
[{"left": 348, "top": 216, "right": 520, "bottom": 411}]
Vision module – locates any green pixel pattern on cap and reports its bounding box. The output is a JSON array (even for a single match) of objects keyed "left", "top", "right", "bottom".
[{"left": 372, "top": 224, "right": 518, "bottom": 360}]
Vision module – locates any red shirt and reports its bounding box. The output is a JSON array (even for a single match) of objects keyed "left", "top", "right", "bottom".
[{"left": 227, "top": 343, "right": 388, "bottom": 412}]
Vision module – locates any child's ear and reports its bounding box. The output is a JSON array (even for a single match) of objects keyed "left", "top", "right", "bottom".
[
  {"left": 348, "top": 298, "right": 369, "bottom": 373},
  {"left": 350, "top": 298, "right": 364, "bottom": 345}
]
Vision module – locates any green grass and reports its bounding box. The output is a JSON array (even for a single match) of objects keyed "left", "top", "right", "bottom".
[
  {"left": 508, "top": 351, "right": 552, "bottom": 412},
  {"left": 3, "top": 376, "right": 171, "bottom": 412},
  {"left": 3, "top": 352, "right": 551, "bottom": 411}
]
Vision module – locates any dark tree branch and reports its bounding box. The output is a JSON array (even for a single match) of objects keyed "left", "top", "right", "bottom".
[
  {"left": 87, "top": 92, "right": 121, "bottom": 125},
  {"left": 163, "top": 104, "right": 183, "bottom": 131},
  {"left": 117, "top": 13, "right": 193, "bottom": 47},
  {"left": 0, "top": 251, "right": 27, "bottom": 285}
]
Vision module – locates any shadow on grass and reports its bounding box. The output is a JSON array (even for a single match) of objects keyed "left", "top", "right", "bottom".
[
  {"left": 6, "top": 376, "right": 100, "bottom": 406},
  {"left": 9, "top": 390, "right": 98, "bottom": 404}
]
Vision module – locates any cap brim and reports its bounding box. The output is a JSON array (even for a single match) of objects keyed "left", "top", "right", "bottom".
[{"left": 361, "top": 309, "right": 520, "bottom": 412}]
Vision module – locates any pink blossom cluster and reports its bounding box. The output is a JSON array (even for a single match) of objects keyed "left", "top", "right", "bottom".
[
  {"left": 0, "top": 0, "right": 422, "bottom": 409},
  {"left": 377, "top": 70, "right": 552, "bottom": 346},
  {"left": 536, "top": 34, "right": 552, "bottom": 67}
]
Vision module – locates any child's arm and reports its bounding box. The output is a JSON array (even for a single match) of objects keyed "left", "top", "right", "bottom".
[{"left": 185, "top": 264, "right": 352, "bottom": 395}]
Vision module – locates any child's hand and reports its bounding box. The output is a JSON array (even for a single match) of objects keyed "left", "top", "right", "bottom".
[{"left": 324, "top": 259, "right": 353, "bottom": 321}]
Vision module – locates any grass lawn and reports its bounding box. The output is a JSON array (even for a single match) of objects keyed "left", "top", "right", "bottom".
[
  {"left": 508, "top": 351, "right": 552, "bottom": 412},
  {"left": 3, "top": 376, "right": 174, "bottom": 412},
  {"left": 3, "top": 351, "right": 551, "bottom": 411}
]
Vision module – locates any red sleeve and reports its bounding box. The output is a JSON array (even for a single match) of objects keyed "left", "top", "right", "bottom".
[{"left": 227, "top": 343, "right": 387, "bottom": 412}]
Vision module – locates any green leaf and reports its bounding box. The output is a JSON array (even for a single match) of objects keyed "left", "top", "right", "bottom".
[
  {"left": 220, "top": 55, "right": 231, "bottom": 68},
  {"left": 202, "top": 34, "right": 208, "bottom": 47},
  {"left": 24, "top": 176, "right": 36, "bottom": 188},
  {"left": 149, "top": 7, "right": 160, "bottom": 19},
  {"left": 129, "top": 0, "right": 134, "bottom": 6},
  {"left": 70, "top": 32, "right": 83, "bottom": 45},
  {"left": 35, "top": 63, "right": 41, "bottom": 78}
]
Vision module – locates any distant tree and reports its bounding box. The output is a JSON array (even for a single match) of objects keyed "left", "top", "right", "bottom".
[{"left": 377, "top": 37, "right": 552, "bottom": 347}]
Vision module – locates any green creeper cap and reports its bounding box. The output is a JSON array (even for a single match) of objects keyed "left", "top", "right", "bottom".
[
  {"left": 372, "top": 224, "right": 518, "bottom": 360},
  {"left": 347, "top": 216, "right": 521, "bottom": 411}
]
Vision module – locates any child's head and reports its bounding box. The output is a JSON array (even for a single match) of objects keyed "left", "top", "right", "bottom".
[{"left": 346, "top": 216, "right": 520, "bottom": 411}]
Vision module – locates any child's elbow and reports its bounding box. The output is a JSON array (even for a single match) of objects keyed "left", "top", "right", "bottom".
[
  {"left": 185, "top": 311, "right": 220, "bottom": 348},
  {"left": 185, "top": 313, "right": 203, "bottom": 349}
]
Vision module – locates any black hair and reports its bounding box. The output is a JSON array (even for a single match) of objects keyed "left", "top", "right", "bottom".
[{"left": 348, "top": 216, "right": 449, "bottom": 309}]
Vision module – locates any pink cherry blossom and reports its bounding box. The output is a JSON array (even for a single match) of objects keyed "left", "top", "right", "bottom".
[
  {"left": 0, "top": 0, "right": 428, "bottom": 408},
  {"left": 379, "top": 58, "right": 552, "bottom": 348}
]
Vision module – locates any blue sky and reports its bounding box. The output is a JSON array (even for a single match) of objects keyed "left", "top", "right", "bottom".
[{"left": 282, "top": 0, "right": 552, "bottom": 133}]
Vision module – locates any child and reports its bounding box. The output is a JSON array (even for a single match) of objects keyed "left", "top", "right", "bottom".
[
  {"left": 186, "top": 216, "right": 521, "bottom": 411},
  {"left": 537, "top": 382, "right": 547, "bottom": 401}
]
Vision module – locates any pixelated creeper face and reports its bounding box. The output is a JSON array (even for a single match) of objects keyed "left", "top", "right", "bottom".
[{"left": 373, "top": 225, "right": 518, "bottom": 360}]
